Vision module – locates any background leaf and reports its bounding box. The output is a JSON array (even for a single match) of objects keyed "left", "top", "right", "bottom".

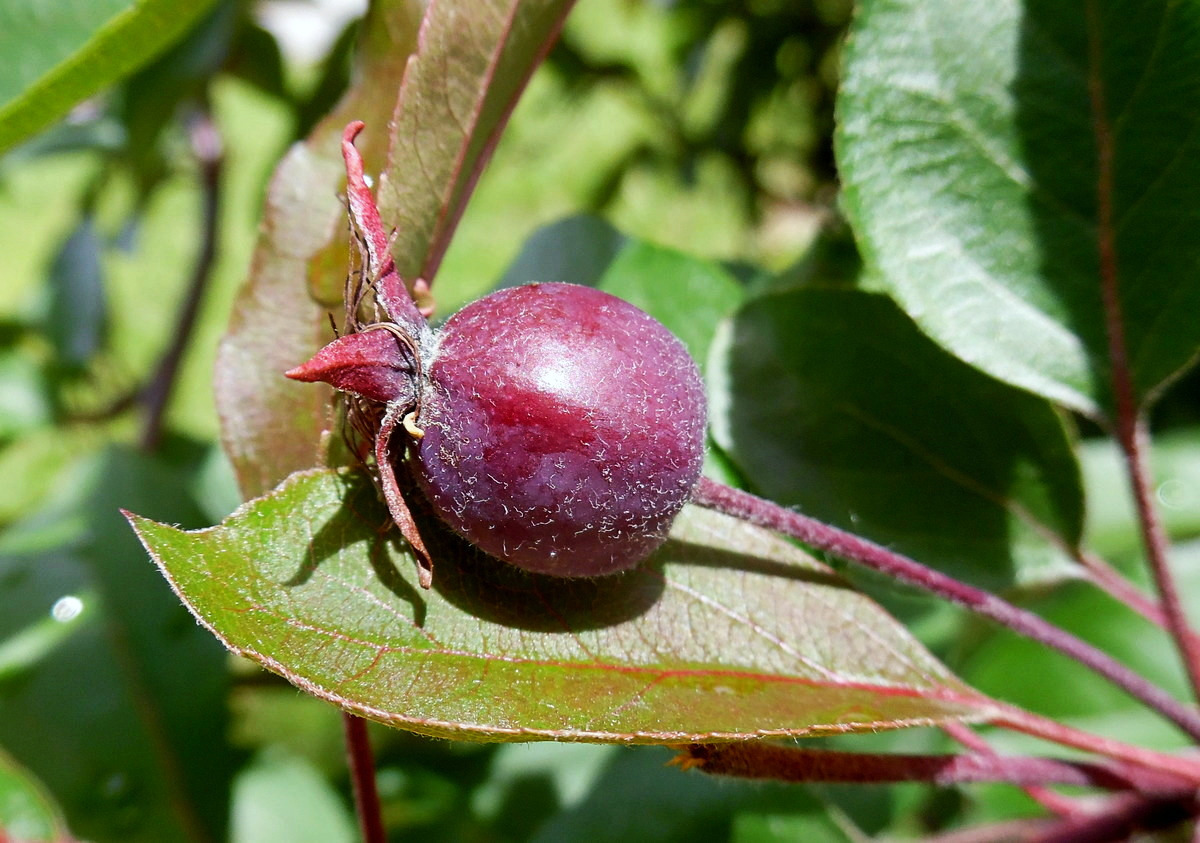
[
  {"left": 597, "top": 241, "right": 744, "bottom": 376},
  {"left": 0, "top": 0, "right": 218, "bottom": 153},
  {"left": 130, "top": 467, "right": 994, "bottom": 742},
  {"left": 0, "top": 446, "right": 235, "bottom": 843},
  {"left": 213, "top": 0, "right": 423, "bottom": 499},
  {"left": 45, "top": 214, "right": 106, "bottom": 369},
  {"left": 497, "top": 217, "right": 744, "bottom": 374},
  {"left": 496, "top": 213, "right": 628, "bottom": 291},
  {"left": 376, "top": 0, "right": 578, "bottom": 287},
  {"left": 1080, "top": 431, "right": 1200, "bottom": 559},
  {"left": 0, "top": 749, "right": 67, "bottom": 843},
  {"left": 528, "top": 746, "right": 852, "bottom": 843},
  {"left": 231, "top": 750, "right": 356, "bottom": 843},
  {"left": 837, "top": 0, "right": 1200, "bottom": 418},
  {"left": 710, "top": 288, "right": 1084, "bottom": 591}
]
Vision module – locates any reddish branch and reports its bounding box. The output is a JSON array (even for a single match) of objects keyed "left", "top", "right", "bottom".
[
  {"left": 140, "top": 108, "right": 223, "bottom": 452},
  {"left": 1084, "top": 0, "right": 1200, "bottom": 702},
  {"left": 1025, "top": 790, "right": 1200, "bottom": 843},
  {"left": 342, "top": 712, "right": 385, "bottom": 843},
  {"left": 942, "top": 721, "right": 1083, "bottom": 818},
  {"left": 692, "top": 478, "right": 1200, "bottom": 743}
]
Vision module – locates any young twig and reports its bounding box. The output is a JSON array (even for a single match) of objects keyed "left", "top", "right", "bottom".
[{"left": 691, "top": 478, "right": 1200, "bottom": 743}]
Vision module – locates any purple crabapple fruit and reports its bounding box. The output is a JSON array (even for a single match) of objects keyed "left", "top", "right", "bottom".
[{"left": 287, "top": 122, "right": 706, "bottom": 586}]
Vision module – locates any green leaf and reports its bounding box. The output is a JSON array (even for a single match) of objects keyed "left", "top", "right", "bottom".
[
  {"left": 0, "top": 351, "right": 52, "bottom": 440},
  {"left": 214, "top": 0, "right": 424, "bottom": 499},
  {"left": 497, "top": 214, "right": 628, "bottom": 291},
  {"left": 376, "top": 0, "right": 577, "bottom": 286},
  {"left": 129, "top": 466, "right": 994, "bottom": 742},
  {"left": 530, "top": 746, "right": 851, "bottom": 843},
  {"left": 837, "top": 0, "right": 1200, "bottom": 418},
  {"left": 710, "top": 289, "right": 1084, "bottom": 591},
  {"left": 597, "top": 241, "right": 744, "bottom": 376},
  {"left": 45, "top": 215, "right": 106, "bottom": 369},
  {"left": 0, "top": 0, "right": 218, "bottom": 154},
  {"left": 231, "top": 751, "right": 356, "bottom": 843},
  {"left": 0, "top": 446, "right": 234, "bottom": 843},
  {"left": 1080, "top": 430, "right": 1200, "bottom": 560},
  {"left": 0, "top": 749, "right": 67, "bottom": 843}
]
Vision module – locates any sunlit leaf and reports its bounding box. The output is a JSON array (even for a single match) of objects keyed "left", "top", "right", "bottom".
[
  {"left": 130, "top": 466, "right": 995, "bottom": 742},
  {"left": 376, "top": 0, "right": 577, "bottom": 287},
  {"left": 0, "top": 0, "right": 218, "bottom": 153},
  {"left": 837, "top": 0, "right": 1200, "bottom": 417}
]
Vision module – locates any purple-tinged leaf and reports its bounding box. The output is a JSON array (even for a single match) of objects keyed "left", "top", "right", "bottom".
[
  {"left": 376, "top": 0, "right": 577, "bottom": 289},
  {"left": 213, "top": 1, "right": 423, "bottom": 499}
]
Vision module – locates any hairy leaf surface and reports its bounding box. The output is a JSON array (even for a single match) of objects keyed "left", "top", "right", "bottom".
[
  {"left": 838, "top": 0, "right": 1200, "bottom": 417},
  {"left": 131, "top": 468, "right": 994, "bottom": 742}
]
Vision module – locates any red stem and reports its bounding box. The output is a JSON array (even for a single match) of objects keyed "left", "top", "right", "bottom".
[
  {"left": 1024, "top": 790, "right": 1199, "bottom": 843},
  {"left": 990, "top": 704, "right": 1200, "bottom": 782},
  {"left": 342, "top": 712, "right": 385, "bottom": 843},
  {"left": 691, "top": 478, "right": 1200, "bottom": 743},
  {"left": 942, "top": 721, "right": 1082, "bottom": 818},
  {"left": 679, "top": 742, "right": 1189, "bottom": 792},
  {"left": 1084, "top": 0, "right": 1200, "bottom": 703}
]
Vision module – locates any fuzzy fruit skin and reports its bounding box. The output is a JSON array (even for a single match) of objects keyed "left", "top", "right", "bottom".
[{"left": 413, "top": 282, "right": 706, "bottom": 577}]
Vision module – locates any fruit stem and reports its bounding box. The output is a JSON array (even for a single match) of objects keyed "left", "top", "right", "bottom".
[
  {"left": 1019, "top": 791, "right": 1199, "bottom": 843},
  {"left": 342, "top": 712, "right": 386, "bottom": 843},
  {"left": 691, "top": 478, "right": 1200, "bottom": 742}
]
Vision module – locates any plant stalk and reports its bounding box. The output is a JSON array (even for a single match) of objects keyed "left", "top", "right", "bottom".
[
  {"left": 342, "top": 712, "right": 385, "bottom": 843},
  {"left": 942, "top": 721, "right": 1082, "bottom": 818},
  {"left": 990, "top": 704, "right": 1200, "bottom": 782},
  {"left": 678, "top": 742, "right": 1190, "bottom": 792},
  {"left": 691, "top": 478, "right": 1200, "bottom": 743},
  {"left": 139, "top": 107, "right": 223, "bottom": 452},
  {"left": 1085, "top": 0, "right": 1200, "bottom": 704}
]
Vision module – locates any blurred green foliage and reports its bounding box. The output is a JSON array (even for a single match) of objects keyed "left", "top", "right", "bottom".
[{"left": 2, "top": 0, "right": 1199, "bottom": 841}]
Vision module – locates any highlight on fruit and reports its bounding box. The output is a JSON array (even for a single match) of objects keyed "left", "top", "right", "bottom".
[{"left": 287, "top": 122, "right": 707, "bottom": 587}]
